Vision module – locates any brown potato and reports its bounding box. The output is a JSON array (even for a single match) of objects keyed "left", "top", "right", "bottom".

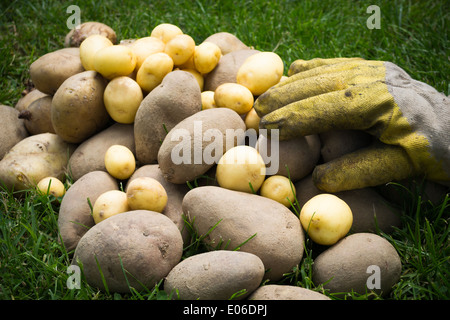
[
  {"left": 30, "top": 48, "right": 84, "bottom": 95},
  {"left": 134, "top": 70, "right": 202, "bottom": 164},
  {"left": 125, "top": 164, "right": 191, "bottom": 244},
  {"left": 51, "top": 70, "right": 110, "bottom": 144},
  {"left": 256, "top": 134, "right": 321, "bottom": 181},
  {"left": 202, "top": 32, "right": 250, "bottom": 56},
  {"left": 58, "top": 170, "right": 118, "bottom": 252},
  {"left": 18, "top": 95, "right": 56, "bottom": 135},
  {"left": 64, "top": 21, "right": 117, "bottom": 47},
  {"left": 68, "top": 123, "right": 135, "bottom": 181},
  {"left": 0, "top": 105, "right": 28, "bottom": 161},
  {"left": 164, "top": 250, "right": 265, "bottom": 300},
  {"left": 203, "top": 49, "right": 260, "bottom": 92},
  {"left": 0, "top": 133, "right": 73, "bottom": 191},
  {"left": 312, "top": 233, "right": 402, "bottom": 297},
  {"left": 72, "top": 210, "right": 183, "bottom": 293},
  {"left": 248, "top": 285, "right": 331, "bottom": 300},
  {"left": 182, "top": 186, "right": 304, "bottom": 281},
  {"left": 157, "top": 108, "right": 246, "bottom": 184},
  {"left": 15, "top": 89, "right": 48, "bottom": 113}
]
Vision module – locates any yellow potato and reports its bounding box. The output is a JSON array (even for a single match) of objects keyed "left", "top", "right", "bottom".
[
  {"left": 80, "top": 34, "right": 113, "bottom": 71},
  {"left": 126, "top": 177, "right": 168, "bottom": 213},
  {"left": 92, "top": 190, "right": 130, "bottom": 224},
  {"left": 194, "top": 41, "right": 222, "bottom": 74},
  {"left": 131, "top": 36, "right": 165, "bottom": 71},
  {"left": 201, "top": 90, "right": 216, "bottom": 110},
  {"left": 151, "top": 23, "right": 183, "bottom": 44},
  {"left": 244, "top": 108, "right": 260, "bottom": 132},
  {"left": 104, "top": 76, "right": 143, "bottom": 124},
  {"left": 164, "top": 34, "right": 196, "bottom": 66},
  {"left": 260, "top": 175, "right": 296, "bottom": 208},
  {"left": 214, "top": 83, "right": 254, "bottom": 115},
  {"left": 237, "top": 51, "right": 284, "bottom": 95},
  {"left": 136, "top": 52, "right": 174, "bottom": 92},
  {"left": 104, "top": 145, "right": 136, "bottom": 180},
  {"left": 93, "top": 45, "right": 137, "bottom": 80},
  {"left": 216, "top": 145, "right": 266, "bottom": 193},
  {"left": 37, "top": 176, "right": 66, "bottom": 197},
  {"left": 300, "top": 194, "right": 353, "bottom": 245},
  {"left": 182, "top": 68, "right": 204, "bottom": 91}
]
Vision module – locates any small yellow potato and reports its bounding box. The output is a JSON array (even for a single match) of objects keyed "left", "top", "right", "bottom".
[
  {"left": 79, "top": 34, "right": 113, "bottom": 71},
  {"left": 93, "top": 45, "right": 137, "bottom": 80},
  {"left": 214, "top": 83, "right": 254, "bottom": 115},
  {"left": 37, "top": 176, "right": 66, "bottom": 197},
  {"left": 126, "top": 177, "right": 168, "bottom": 213},
  {"left": 237, "top": 51, "right": 284, "bottom": 95},
  {"left": 216, "top": 145, "right": 266, "bottom": 193},
  {"left": 136, "top": 52, "right": 174, "bottom": 92},
  {"left": 260, "top": 175, "right": 296, "bottom": 208},
  {"left": 182, "top": 68, "right": 204, "bottom": 91},
  {"left": 104, "top": 76, "right": 143, "bottom": 124},
  {"left": 244, "top": 108, "right": 260, "bottom": 132},
  {"left": 201, "top": 90, "right": 216, "bottom": 110},
  {"left": 131, "top": 36, "right": 165, "bottom": 71},
  {"left": 92, "top": 190, "right": 130, "bottom": 224},
  {"left": 151, "top": 23, "right": 183, "bottom": 44},
  {"left": 300, "top": 194, "right": 353, "bottom": 246},
  {"left": 104, "top": 145, "right": 136, "bottom": 180},
  {"left": 194, "top": 41, "right": 222, "bottom": 74},
  {"left": 164, "top": 34, "right": 196, "bottom": 66}
]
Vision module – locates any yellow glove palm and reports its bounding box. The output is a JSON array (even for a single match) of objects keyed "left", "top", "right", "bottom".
[{"left": 254, "top": 58, "right": 450, "bottom": 192}]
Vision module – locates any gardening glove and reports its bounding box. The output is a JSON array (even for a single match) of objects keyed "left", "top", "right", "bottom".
[{"left": 254, "top": 57, "right": 450, "bottom": 192}]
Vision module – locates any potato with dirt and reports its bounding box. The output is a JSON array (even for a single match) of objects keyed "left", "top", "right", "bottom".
[
  {"left": 0, "top": 133, "right": 73, "bottom": 191},
  {"left": 15, "top": 89, "right": 48, "bottom": 113},
  {"left": 64, "top": 21, "right": 117, "bottom": 47},
  {"left": 157, "top": 108, "right": 246, "bottom": 184},
  {"left": 29, "top": 48, "right": 84, "bottom": 95},
  {"left": 164, "top": 250, "right": 265, "bottom": 300},
  {"left": 248, "top": 285, "right": 331, "bottom": 300},
  {"left": 0, "top": 105, "right": 28, "bottom": 161},
  {"left": 18, "top": 95, "right": 56, "bottom": 135},
  {"left": 134, "top": 70, "right": 202, "bottom": 164},
  {"left": 182, "top": 186, "right": 304, "bottom": 281},
  {"left": 58, "top": 170, "right": 118, "bottom": 252},
  {"left": 312, "top": 233, "right": 402, "bottom": 297},
  {"left": 51, "top": 70, "right": 110, "bottom": 144},
  {"left": 202, "top": 32, "right": 250, "bottom": 56},
  {"left": 72, "top": 210, "right": 183, "bottom": 293},
  {"left": 68, "top": 123, "right": 135, "bottom": 181}
]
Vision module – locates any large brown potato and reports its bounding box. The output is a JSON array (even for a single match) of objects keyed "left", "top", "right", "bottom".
[
  {"left": 164, "top": 250, "right": 265, "bottom": 300},
  {"left": 51, "top": 70, "right": 110, "bottom": 143},
  {"left": 68, "top": 123, "right": 135, "bottom": 181},
  {"left": 312, "top": 233, "right": 402, "bottom": 297},
  {"left": 248, "top": 285, "right": 331, "bottom": 300},
  {"left": 204, "top": 49, "right": 260, "bottom": 92},
  {"left": 134, "top": 70, "right": 201, "bottom": 164},
  {"left": 18, "top": 95, "right": 56, "bottom": 135},
  {"left": 157, "top": 108, "right": 246, "bottom": 184},
  {"left": 0, "top": 133, "right": 73, "bottom": 191},
  {"left": 58, "top": 170, "right": 118, "bottom": 252},
  {"left": 15, "top": 89, "right": 48, "bottom": 113},
  {"left": 0, "top": 105, "right": 28, "bottom": 161},
  {"left": 29, "top": 48, "right": 84, "bottom": 95},
  {"left": 182, "top": 186, "right": 304, "bottom": 281},
  {"left": 202, "top": 32, "right": 250, "bottom": 56},
  {"left": 73, "top": 210, "right": 183, "bottom": 293}
]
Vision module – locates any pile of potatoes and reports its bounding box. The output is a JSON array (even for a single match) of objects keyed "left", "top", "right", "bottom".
[{"left": 5, "top": 21, "right": 447, "bottom": 300}]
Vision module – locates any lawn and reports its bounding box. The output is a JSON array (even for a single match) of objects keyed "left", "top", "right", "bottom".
[{"left": 0, "top": 0, "right": 449, "bottom": 301}]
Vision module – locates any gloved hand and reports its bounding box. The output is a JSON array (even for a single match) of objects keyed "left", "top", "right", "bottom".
[{"left": 254, "top": 57, "right": 450, "bottom": 192}]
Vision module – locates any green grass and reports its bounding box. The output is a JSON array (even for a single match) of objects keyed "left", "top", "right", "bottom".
[{"left": 0, "top": 0, "right": 449, "bottom": 300}]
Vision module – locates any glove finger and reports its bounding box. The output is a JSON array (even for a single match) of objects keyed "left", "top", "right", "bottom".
[
  {"left": 254, "top": 60, "right": 385, "bottom": 117},
  {"left": 288, "top": 57, "right": 365, "bottom": 76},
  {"left": 260, "top": 81, "right": 392, "bottom": 140},
  {"left": 312, "top": 143, "right": 416, "bottom": 192}
]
